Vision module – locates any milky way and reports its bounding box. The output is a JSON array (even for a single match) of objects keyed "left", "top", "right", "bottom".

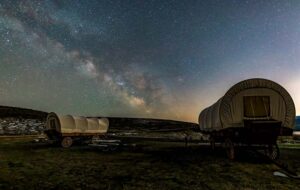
[{"left": 0, "top": 0, "right": 300, "bottom": 122}]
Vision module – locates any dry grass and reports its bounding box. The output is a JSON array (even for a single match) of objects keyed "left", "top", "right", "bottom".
[{"left": 0, "top": 137, "right": 300, "bottom": 190}]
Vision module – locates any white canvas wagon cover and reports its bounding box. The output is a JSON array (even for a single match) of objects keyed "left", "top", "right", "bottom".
[
  {"left": 199, "top": 78, "right": 295, "bottom": 131},
  {"left": 46, "top": 112, "right": 109, "bottom": 134}
]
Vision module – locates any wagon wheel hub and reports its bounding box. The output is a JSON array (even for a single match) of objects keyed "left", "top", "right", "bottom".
[{"left": 61, "top": 137, "right": 73, "bottom": 148}]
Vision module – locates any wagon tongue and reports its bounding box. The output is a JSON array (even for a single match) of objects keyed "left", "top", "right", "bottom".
[
  {"left": 273, "top": 171, "right": 288, "bottom": 178},
  {"left": 273, "top": 170, "right": 300, "bottom": 179}
]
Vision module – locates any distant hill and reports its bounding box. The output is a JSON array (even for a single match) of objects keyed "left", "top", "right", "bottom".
[
  {"left": 0, "top": 106, "right": 199, "bottom": 135},
  {"left": 0, "top": 105, "right": 197, "bottom": 130},
  {"left": 296, "top": 116, "right": 300, "bottom": 131},
  {"left": 0, "top": 105, "right": 48, "bottom": 135},
  {"left": 101, "top": 117, "right": 199, "bottom": 133},
  {"left": 0, "top": 105, "right": 48, "bottom": 119},
  {"left": 0, "top": 105, "right": 298, "bottom": 132}
]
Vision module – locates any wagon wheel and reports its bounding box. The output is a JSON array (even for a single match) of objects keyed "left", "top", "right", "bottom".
[
  {"left": 91, "top": 135, "right": 100, "bottom": 144},
  {"left": 107, "top": 146, "right": 116, "bottom": 151},
  {"left": 224, "top": 138, "right": 235, "bottom": 160},
  {"left": 61, "top": 137, "right": 73, "bottom": 148},
  {"left": 102, "top": 146, "right": 110, "bottom": 152},
  {"left": 92, "top": 135, "right": 100, "bottom": 140},
  {"left": 264, "top": 144, "right": 280, "bottom": 160}
]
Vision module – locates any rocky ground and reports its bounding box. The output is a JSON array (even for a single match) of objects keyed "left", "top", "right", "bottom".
[{"left": 0, "top": 118, "right": 45, "bottom": 135}]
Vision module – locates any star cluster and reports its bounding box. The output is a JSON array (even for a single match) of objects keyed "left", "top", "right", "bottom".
[{"left": 0, "top": 0, "right": 300, "bottom": 122}]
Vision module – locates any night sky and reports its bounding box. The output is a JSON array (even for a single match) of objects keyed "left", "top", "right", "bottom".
[{"left": 0, "top": 0, "right": 300, "bottom": 122}]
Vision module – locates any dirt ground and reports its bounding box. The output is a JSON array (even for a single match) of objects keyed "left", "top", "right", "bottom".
[{"left": 0, "top": 137, "right": 300, "bottom": 190}]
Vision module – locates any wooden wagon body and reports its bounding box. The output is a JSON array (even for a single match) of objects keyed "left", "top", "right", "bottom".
[
  {"left": 45, "top": 112, "right": 109, "bottom": 147},
  {"left": 198, "top": 78, "right": 296, "bottom": 159}
]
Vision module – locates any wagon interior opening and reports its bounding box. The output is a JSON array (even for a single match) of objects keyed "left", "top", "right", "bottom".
[
  {"left": 50, "top": 118, "right": 57, "bottom": 130},
  {"left": 243, "top": 96, "right": 270, "bottom": 120}
]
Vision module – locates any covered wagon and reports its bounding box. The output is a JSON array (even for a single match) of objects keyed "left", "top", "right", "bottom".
[
  {"left": 45, "top": 112, "right": 109, "bottom": 147},
  {"left": 198, "top": 78, "right": 296, "bottom": 159}
]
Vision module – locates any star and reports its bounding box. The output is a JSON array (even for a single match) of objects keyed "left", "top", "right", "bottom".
[{"left": 0, "top": 0, "right": 299, "bottom": 122}]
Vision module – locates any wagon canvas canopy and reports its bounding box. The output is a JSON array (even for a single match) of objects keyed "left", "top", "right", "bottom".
[
  {"left": 46, "top": 112, "right": 109, "bottom": 135},
  {"left": 199, "top": 78, "right": 296, "bottom": 132}
]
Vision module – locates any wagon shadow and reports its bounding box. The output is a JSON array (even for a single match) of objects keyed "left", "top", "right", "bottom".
[
  {"left": 141, "top": 146, "right": 271, "bottom": 164},
  {"left": 22, "top": 140, "right": 273, "bottom": 165},
  {"left": 74, "top": 142, "right": 272, "bottom": 164}
]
